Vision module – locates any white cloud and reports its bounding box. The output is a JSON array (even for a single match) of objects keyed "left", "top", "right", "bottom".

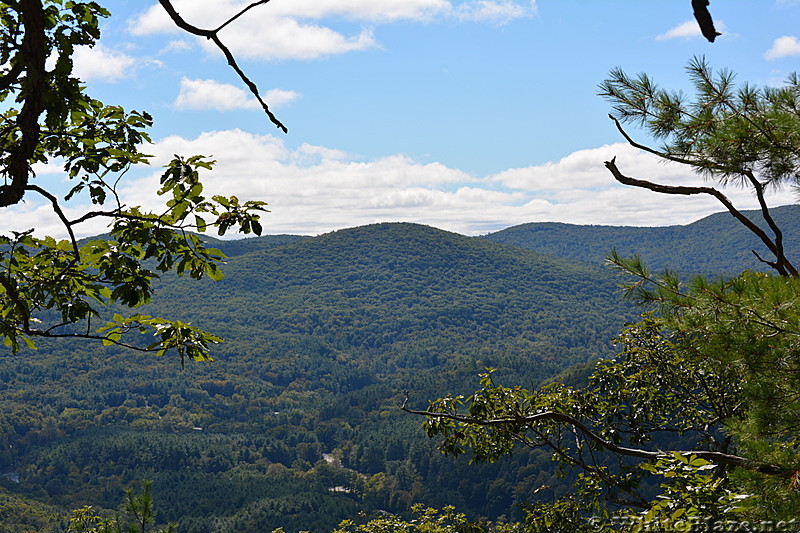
[
  {"left": 765, "top": 35, "right": 800, "bottom": 60},
  {"left": 452, "top": 1, "right": 534, "bottom": 24},
  {"left": 7, "top": 133, "right": 794, "bottom": 240},
  {"left": 174, "top": 78, "right": 298, "bottom": 111},
  {"left": 267, "top": 0, "right": 452, "bottom": 22},
  {"left": 129, "top": 0, "right": 536, "bottom": 61},
  {"left": 130, "top": 0, "right": 449, "bottom": 32},
  {"left": 130, "top": 0, "right": 534, "bottom": 30},
  {"left": 175, "top": 78, "right": 257, "bottom": 110},
  {"left": 264, "top": 89, "right": 301, "bottom": 108},
  {"left": 114, "top": 132, "right": 797, "bottom": 237},
  {"left": 162, "top": 39, "right": 193, "bottom": 53},
  {"left": 130, "top": 2, "right": 380, "bottom": 60},
  {"left": 1, "top": 191, "right": 119, "bottom": 240},
  {"left": 489, "top": 143, "right": 698, "bottom": 193},
  {"left": 656, "top": 19, "right": 727, "bottom": 41},
  {"left": 115, "top": 129, "right": 492, "bottom": 235},
  {"left": 656, "top": 20, "right": 699, "bottom": 41},
  {"left": 214, "top": 20, "right": 377, "bottom": 61},
  {"left": 72, "top": 44, "right": 138, "bottom": 82}
]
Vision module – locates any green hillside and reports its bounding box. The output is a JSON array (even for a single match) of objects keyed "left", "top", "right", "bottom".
[
  {"left": 156, "top": 223, "right": 628, "bottom": 375},
  {"left": 482, "top": 204, "right": 800, "bottom": 275}
]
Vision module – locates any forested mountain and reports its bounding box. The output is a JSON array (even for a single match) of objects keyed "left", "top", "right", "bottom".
[
  {"left": 154, "top": 222, "right": 628, "bottom": 378},
  {"left": 483, "top": 204, "right": 800, "bottom": 275},
  {"left": 1, "top": 210, "right": 797, "bottom": 532}
]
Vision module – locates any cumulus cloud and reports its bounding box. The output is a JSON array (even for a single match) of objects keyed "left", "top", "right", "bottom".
[
  {"left": 129, "top": 0, "right": 536, "bottom": 61},
  {"left": 174, "top": 78, "right": 298, "bottom": 111},
  {"left": 2, "top": 192, "right": 119, "bottom": 240},
  {"left": 6, "top": 132, "right": 794, "bottom": 240},
  {"left": 131, "top": 0, "right": 447, "bottom": 32},
  {"left": 109, "top": 129, "right": 482, "bottom": 235},
  {"left": 656, "top": 19, "right": 727, "bottom": 41},
  {"left": 263, "top": 89, "right": 301, "bottom": 108},
  {"left": 765, "top": 35, "right": 800, "bottom": 60},
  {"left": 72, "top": 44, "right": 139, "bottom": 82},
  {"left": 656, "top": 20, "right": 699, "bottom": 41},
  {"left": 116, "top": 132, "right": 797, "bottom": 237},
  {"left": 218, "top": 21, "right": 377, "bottom": 61},
  {"left": 490, "top": 144, "right": 700, "bottom": 193}
]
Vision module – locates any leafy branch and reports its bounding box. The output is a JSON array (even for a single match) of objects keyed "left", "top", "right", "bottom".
[{"left": 402, "top": 391, "right": 786, "bottom": 475}]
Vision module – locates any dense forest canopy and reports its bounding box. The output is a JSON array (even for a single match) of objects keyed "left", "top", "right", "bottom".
[
  {"left": 2, "top": 210, "right": 799, "bottom": 531},
  {"left": 1, "top": 220, "right": 639, "bottom": 531}
]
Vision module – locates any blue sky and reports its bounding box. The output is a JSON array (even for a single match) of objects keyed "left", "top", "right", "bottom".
[{"left": 17, "top": 1, "right": 800, "bottom": 237}]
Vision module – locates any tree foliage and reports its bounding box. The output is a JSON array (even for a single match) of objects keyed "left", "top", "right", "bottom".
[
  {"left": 329, "top": 504, "right": 515, "bottom": 533},
  {"left": 69, "top": 481, "right": 176, "bottom": 533},
  {"left": 600, "top": 57, "right": 800, "bottom": 275},
  {"left": 410, "top": 267, "right": 800, "bottom": 526},
  {"left": 0, "top": 221, "right": 641, "bottom": 531},
  {"left": 0, "top": 1, "right": 274, "bottom": 362}
]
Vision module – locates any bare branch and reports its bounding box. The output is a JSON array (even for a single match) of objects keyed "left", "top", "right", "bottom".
[
  {"left": 742, "top": 169, "right": 797, "bottom": 275},
  {"left": 214, "top": 0, "right": 272, "bottom": 33},
  {"left": 609, "top": 114, "right": 720, "bottom": 170},
  {"left": 692, "top": 0, "right": 721, "bottom": 43},
  {"left": 26, "top": 184, "right": 80, "bottom": 259},
  {"left": 157, "top": 0, "right": 288, "bottom": 133},
  {"left": 604, "top": 156, "right": 793, "bottom": 276},
  {"left": 752, "top": 249, "right": 780, "bottom": 271}
]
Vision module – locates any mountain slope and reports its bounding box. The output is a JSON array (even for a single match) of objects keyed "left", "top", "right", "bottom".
[
  {"left": 482, "top": 204, "right": 800, "bottom": 275},
  {"left": 156, "top": 222, "right": 631, "bottom": 376}
]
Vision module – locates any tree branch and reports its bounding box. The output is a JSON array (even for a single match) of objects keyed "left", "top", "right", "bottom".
[
  {"left": 743, "top": 169, "right": 797, "bottom": 275},
  {"left": 69, "top": 208, "right": 165, "bottom": 227},
  {"left": 7, "top": 326, "right": 168, "bottom": 353},
  {"left": 692, "top": 0, "right": 720, "bottom": 43},
  {"left": 604, "top": 156, "right": 791, "bottom": 276},
  {"left": 26, "top": 184, "right": 80, "bottom": 259},
  {"left": 609, "top": 114, "right": 722, "bottom": 171},
  {"left": 402, "top": 399, "right": 788, "bottom": 475},
  {"left": 157, "top": 0, "right": 288, "bottom": 133},
  {"left": 0, "top": 0, "right": 47, "bottom": 208},
  {"left": 213, "top": 0, "right": 272, "bottom": 33},
  {"left": 0, "top": 62, "right": 23, "bottom": 92}
]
